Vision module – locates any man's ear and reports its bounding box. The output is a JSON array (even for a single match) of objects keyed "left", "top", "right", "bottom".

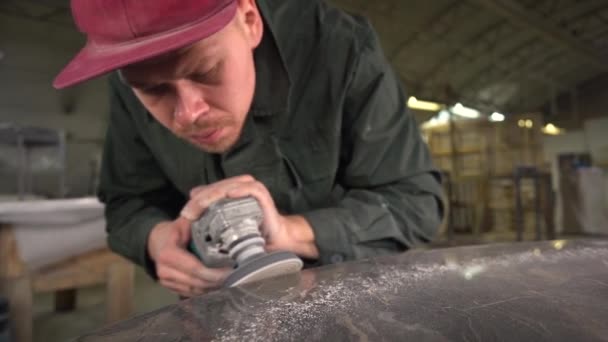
[{"left": 236, "top": 0, "right": 263, "bottom": 49}]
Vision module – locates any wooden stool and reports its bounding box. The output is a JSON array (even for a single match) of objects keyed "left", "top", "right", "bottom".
[{"left": 0, "top": 224, "right": 134, "bottom": 342}]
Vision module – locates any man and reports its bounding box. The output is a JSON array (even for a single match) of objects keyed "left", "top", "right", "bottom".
[{"left": 54, "top": 0, "right": 444, "bottom": 298}]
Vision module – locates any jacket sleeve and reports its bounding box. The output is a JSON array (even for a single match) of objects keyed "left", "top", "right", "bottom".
[
  {"left": 97, "top": 75, "right": 185, "bottom": 277},
  {"left": 301, "top": 24, "right": 444, "bottom": 265}
]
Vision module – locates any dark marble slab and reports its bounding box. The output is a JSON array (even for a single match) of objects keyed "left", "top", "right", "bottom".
[{"left": 76, "top": 239, "right": 608, "bottom": 341}]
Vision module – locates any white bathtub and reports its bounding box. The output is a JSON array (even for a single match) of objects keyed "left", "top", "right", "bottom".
[{"left": 0, "top": 197, "right": 107, "bottom": 270}]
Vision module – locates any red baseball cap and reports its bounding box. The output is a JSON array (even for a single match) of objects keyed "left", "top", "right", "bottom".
[{"left": 53, "top": 0, "right": 238, "bottom": 89}]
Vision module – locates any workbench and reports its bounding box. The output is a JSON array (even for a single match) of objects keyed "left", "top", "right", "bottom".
[{"left": 0, "top": 224, "right": 134, "bottom": 342}]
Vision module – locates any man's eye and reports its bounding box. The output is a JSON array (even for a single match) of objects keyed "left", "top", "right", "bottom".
[
  {"left": 192, "top": 63, "right": 221, "bottom": 84},
  {"left": 141, "top": 84, "right": 169, "bottom": 95}
]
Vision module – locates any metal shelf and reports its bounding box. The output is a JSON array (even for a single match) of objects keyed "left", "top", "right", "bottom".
[{"left": 0, "top": 123, "right": 66, "bottom": 200}]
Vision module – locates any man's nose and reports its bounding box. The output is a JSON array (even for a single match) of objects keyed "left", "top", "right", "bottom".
[{"left": 174, "top": 80, "right": 210, "bottom": 126}]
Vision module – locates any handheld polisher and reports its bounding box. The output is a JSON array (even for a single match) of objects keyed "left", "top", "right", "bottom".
[{"left": 189, "top": 196, "right": 303, "bottom": 287}]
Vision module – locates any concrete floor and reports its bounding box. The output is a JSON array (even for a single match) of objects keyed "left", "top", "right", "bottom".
[{"left": 33, "top": 268, "right": 177, "bottom": 342}]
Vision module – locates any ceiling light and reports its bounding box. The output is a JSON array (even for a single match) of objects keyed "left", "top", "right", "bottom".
[
  {"left": 518, "top": 119, "right": 526, "bottom": 128},
  {"left": 525, "top": 120, "right": 533, "bottom": 128},
  {"left": 451, "top": 103, "right": 480, "bottom": 119},
  {"left": 542, "top": 123, "right": 565, "bottom": 135},
  {"left": 489, "top": 112, "right": 505, "bottom": 122},
  {"left": 407, "top": 96, "right": 442, "bottom": 112}
]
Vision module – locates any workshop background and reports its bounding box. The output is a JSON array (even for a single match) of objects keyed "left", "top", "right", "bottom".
[{"left": 1, "top": 0, "right": 607, "bottom": 341}]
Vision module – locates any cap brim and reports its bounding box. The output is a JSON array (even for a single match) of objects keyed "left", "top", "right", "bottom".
[{"left": 53, "top": 1, "right": 237, "bottom": 89}]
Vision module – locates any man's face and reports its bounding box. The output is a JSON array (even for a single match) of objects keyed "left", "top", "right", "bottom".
[{"left": 121, "top": 1, "right": 263, "bottom": 153}]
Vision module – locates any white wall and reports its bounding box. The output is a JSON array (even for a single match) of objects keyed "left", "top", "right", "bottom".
[
  {"left": 0, "top": 13, "right": 109, "bottom": 197},
  {"left": 543, "top": 117, "right": 608, "bottom": 167},
  {"left": 542, "top": 118, "right": 608, "bottom": 234},
  {"left": 583, "top": 117, "right": 608, "bottom": 163}
]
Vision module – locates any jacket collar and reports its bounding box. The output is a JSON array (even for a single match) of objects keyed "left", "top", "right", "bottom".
[{"left": 249, "top": 0, "right": 291, "bottom": 117}]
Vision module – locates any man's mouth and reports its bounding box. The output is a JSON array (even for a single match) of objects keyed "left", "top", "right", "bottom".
[{"left": 189, "top": 128, "right": 224, "bottom": 145}]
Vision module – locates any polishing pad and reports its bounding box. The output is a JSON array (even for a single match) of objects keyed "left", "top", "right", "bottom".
[{"left": 224, "top": 251, "right": 303, "bottom": 287}]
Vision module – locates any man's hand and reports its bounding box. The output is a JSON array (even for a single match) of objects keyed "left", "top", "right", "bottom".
[
  {"left": 147, "top": 218, "right": 229, "bottom": 297},
  {"left": 225, "top": 178, "right": 320, "bottom": 259},
  {"left": 147, "top": 175, "right": 255, "bottom": 297}
]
